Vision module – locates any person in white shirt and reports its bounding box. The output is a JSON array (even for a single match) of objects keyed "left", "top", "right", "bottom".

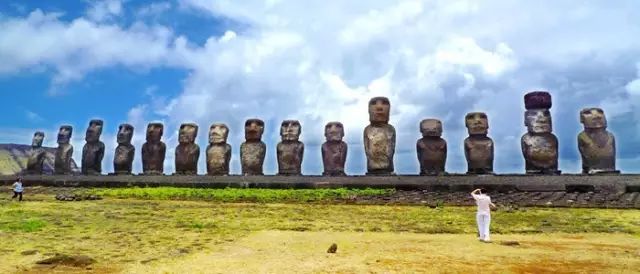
[
  {"left": 471, "top": 188, "right": 496, "bottom": 242},
  {"left": 12, "top": 177, "right": 23, "bottom": 202}
]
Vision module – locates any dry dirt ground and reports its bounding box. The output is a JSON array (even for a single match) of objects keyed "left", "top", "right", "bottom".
[
  {"left": 1, "top": 192, "right": 639, "bottom": 273},
  {"left": 130, "top": 231, "right": 640, "bottom": 274}
]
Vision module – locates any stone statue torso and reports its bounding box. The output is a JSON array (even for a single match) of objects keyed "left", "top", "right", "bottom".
[
  {"left": 521, "top": 133, "right": 559, "bottom": 172},
  {"left": 240, "top": 141, "right": 266, "bottom": 175},
  {"left": 54, "top": 144, "right": 74, "bottom": 175},
  {"left": 142, "top": 142, "right": 166, "bottom": 174},
  {"left": 417, "top": 137, "right": 447, "bottom": 175},
  {"left": 364, "top": 124, "right": 396, "bottom": 173},
  {"left": 277, "top": 141, "right": 304, "bottom": 175},
  {"left": 114, "top": 144, "right": 135, "bottom": 174},
  {"left": 578, "top": 131, "right": 616, "bottom": 173},
  {"left": 26, "top": 147, "right": 47, "bottom": 174},
  {"left": 82, "top": 142, "right": 105, "bottom": 175},
  {"left": 321, "top": 141, "right": 347, "bottom": 176},
  {"left": 464, "top": 136, "right": 493, "bottom": 174},
  {"left": 175, "top": 143, "right": 200, "bottom": 175},
  {"left": 206, "top": 144, "right": 231, "bottom": 175}
]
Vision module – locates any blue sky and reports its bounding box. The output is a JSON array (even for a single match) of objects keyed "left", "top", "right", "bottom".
[{"left": 1, "top": 0, "right": 640, "bottom": 175}]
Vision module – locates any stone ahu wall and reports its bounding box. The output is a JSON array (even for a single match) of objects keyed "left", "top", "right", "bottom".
[{"left": 0, "top": 175, "right": 639, "bottom": 208}]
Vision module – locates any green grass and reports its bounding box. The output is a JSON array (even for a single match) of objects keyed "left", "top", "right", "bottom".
[
  {"left": 0, "top": 218, "right": 46, "bottom": 232},
  {"left": 0, "top": 205, "right": 47, "bottom": 232},
  {"left": 1, "top": 197, "right": 639, "bottom": 272},
  {"left": 86, "top": 187, "right": 394, "bottom": 202}
]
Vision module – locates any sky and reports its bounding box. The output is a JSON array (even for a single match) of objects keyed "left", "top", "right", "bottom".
[{"left": 1, "top": 0, "right": 640, "bottom": 175}]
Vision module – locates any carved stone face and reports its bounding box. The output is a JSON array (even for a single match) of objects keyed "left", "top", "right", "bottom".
[
  {"left": 32, "top": 131, "right": 44, "bottom": 147},
  {"left": 209, "top": 123, "right": 229, "bottom": 144},
  {"left": 146, "top": 123, "right": 164, "bottom": 142},
  {"left": 244, "top": 119, "right": 264, "bottom": 141},
  {"left": 524, "top": 109, "right": 552, "bottom": 133},
  {"left": 280, "top": 120, "right": 301, "bottom": 142},
  {"left": 420, "top": 119, "right": 442, "bottom": 137},
  {"left": 368, "top": 97, "right": 390, "bottom": 124},
  {"left": 465, "top": 112, "right": 489, "bottom": 135},
  {"left": 178, "top": 123, "right": 198, "bottom": 144},
  {"left": 580, "top": 108, "right": 607, "bottom": 129},
  {"left": 324, "top": 122, "right": 344, "bottom": 142},
  {"left": 57, "top": 125, "right": 73, "bottom": 144},
  {"left": 117, "top": 124, "right": 134, "bottom": 144},
  {"left": 85, "top": 120, "right": 103, "bottom": 142}
]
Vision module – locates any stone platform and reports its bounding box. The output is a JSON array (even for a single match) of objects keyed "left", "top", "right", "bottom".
[
  {"left": 2, "top": 174, "right": 639, "bottom": 208},
  {"left": 1, "top": 174, "right": 639, "bottom": 193}
]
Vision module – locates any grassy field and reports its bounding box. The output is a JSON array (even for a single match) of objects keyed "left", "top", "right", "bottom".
[
  {"left": 86, "top": 187, "right": 394, "bottom": 203},
  {"left": 0, "top": 189, "right": 639, "bottom": 273}
]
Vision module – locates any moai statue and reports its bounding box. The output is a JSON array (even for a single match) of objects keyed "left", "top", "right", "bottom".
[
  {"left": 578, "top": 108, "right": 619, "bottom": 174},
  {"left": 464, "top": 112, "right": 494, "bottom": 175},
  {"left": 26, "top": 131, "right": 46, "bottom": 174},
  {"left": 54, "top": 125, "right": 74, "bottom": 175},
  {"left": 206, "top": 123, "right": 232, "bottom": 175},
  {"left": 416, "top": 119, "right": 447, "bottom": 175},
  {"left": 82, "top": 120, "right": 105, "bottom": 175},
  {"left": 322, "top": 122, "right": 348, "bottom": 176},
  {"left": 141, "top": 122, "right": 166, "bottom": 175},
  {"left": 240, "top": 119, "right": 266, "bottom": 175},
  {"left": 175, "top": 123, "right": 200, "bottom": 175},
  {"left": 113, "top": 124, "right": 135, "bottom": 175},
  {"left": 277, "top": 120, "right": 304, "bottom": 175},
  {"left": 521, "top": 91, "right": 560, "bottom": 175},
  {"left": 363, "top": 97, "right": 396, "bottom": 175}
]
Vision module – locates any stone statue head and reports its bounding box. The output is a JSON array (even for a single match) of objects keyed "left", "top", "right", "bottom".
[
  {"left": 178, "top": 123, "right": 198, "bottom": 144},
  {"left": 85, "top": 120, "right": 104, "bottom": 142},
  {"left": 465, "top": 112, "right": 489, "bottom": 135},
  {"left": 524, "top": 109, "right": 552, "bottom": 133},
  {"left": 280, "top": 120, "right": 302, "bottom": 142},
  {"left": 32, "top": 131, "right": 44, "bottom": 147},
  {"left": 244, "top": 119, "right": 265, "bottom": 141},
  {"left": 146, "top": 122, "right": 164, "bottom": 143},
  {"left": 209, "top": 123, "right": 229, "bottom": 144},
  {"left": 117, "top": 124, "right": 134, "bottom": 144},
  {"left": 580, "top": 107, "right": 607, "bottom": 129},
  {"left": 368, "top": 97, "right": 391, "bottom": 124},
  {"left": 57, "top": 125, "right": 73, "bottom": 145},
  {"left": 420, "top": 119, "right": 443, "bottom": 137},
  {"left": 324, "top": 122, "right": 344, "bottom": 142}
]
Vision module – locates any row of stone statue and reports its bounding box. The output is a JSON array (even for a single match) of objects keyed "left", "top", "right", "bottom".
[{"left": 25, "top": 92, "right": 618, "bottom": 176}]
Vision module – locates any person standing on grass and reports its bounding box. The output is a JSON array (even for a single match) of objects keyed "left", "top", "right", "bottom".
[
  {"left": 471, "top": 188, "right": 496, "bottom": 242},
  {"left": 11, "top": 177, "right": 24, "bottom": 202}
]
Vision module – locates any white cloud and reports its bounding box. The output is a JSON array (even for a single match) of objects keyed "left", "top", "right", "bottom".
[
  {"left": 136, "top": 1, "right": 172, "bottom": 18},
  {"left": 3, "top": 1, "right": 640, "bottom": 174},
  {"left": 0, "top": 9, "right": 174, "bottom": 87},
  {"left": 168, "top": 0, "right": 640, "bottom": 174},
  {"left": 627, "top": 74, "right": 640, "bottom": 96},
  {"left": 86, "top": 0, "right": 123, "bottom": 22},
  {"left": 25, "top": 110, "right": 44, "bottom": 123}
]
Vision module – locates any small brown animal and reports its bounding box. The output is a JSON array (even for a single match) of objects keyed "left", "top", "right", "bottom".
[{"left": 327, "top": 243, "right": 338, "bottom": 253}]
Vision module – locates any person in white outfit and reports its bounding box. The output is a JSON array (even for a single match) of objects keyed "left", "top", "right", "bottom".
[
  {"left": 12, "top": 177, "right": 24, "bottom": 202},
  {"left": 471, "top": 188, "right": 496, "bottom": 242}
]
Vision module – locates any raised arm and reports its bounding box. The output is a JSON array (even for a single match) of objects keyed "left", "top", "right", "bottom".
[{"left": 470, "top": 188, "right": 481, "bottom": 199}]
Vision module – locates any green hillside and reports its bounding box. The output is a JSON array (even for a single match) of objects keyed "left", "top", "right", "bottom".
[{"left": 0, "top": 144, "right": 79, "bottom": 175}]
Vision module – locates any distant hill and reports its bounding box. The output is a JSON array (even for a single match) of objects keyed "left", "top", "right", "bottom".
[{"left": 0, "top": 144, "right": 79, "bottom": 175}]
